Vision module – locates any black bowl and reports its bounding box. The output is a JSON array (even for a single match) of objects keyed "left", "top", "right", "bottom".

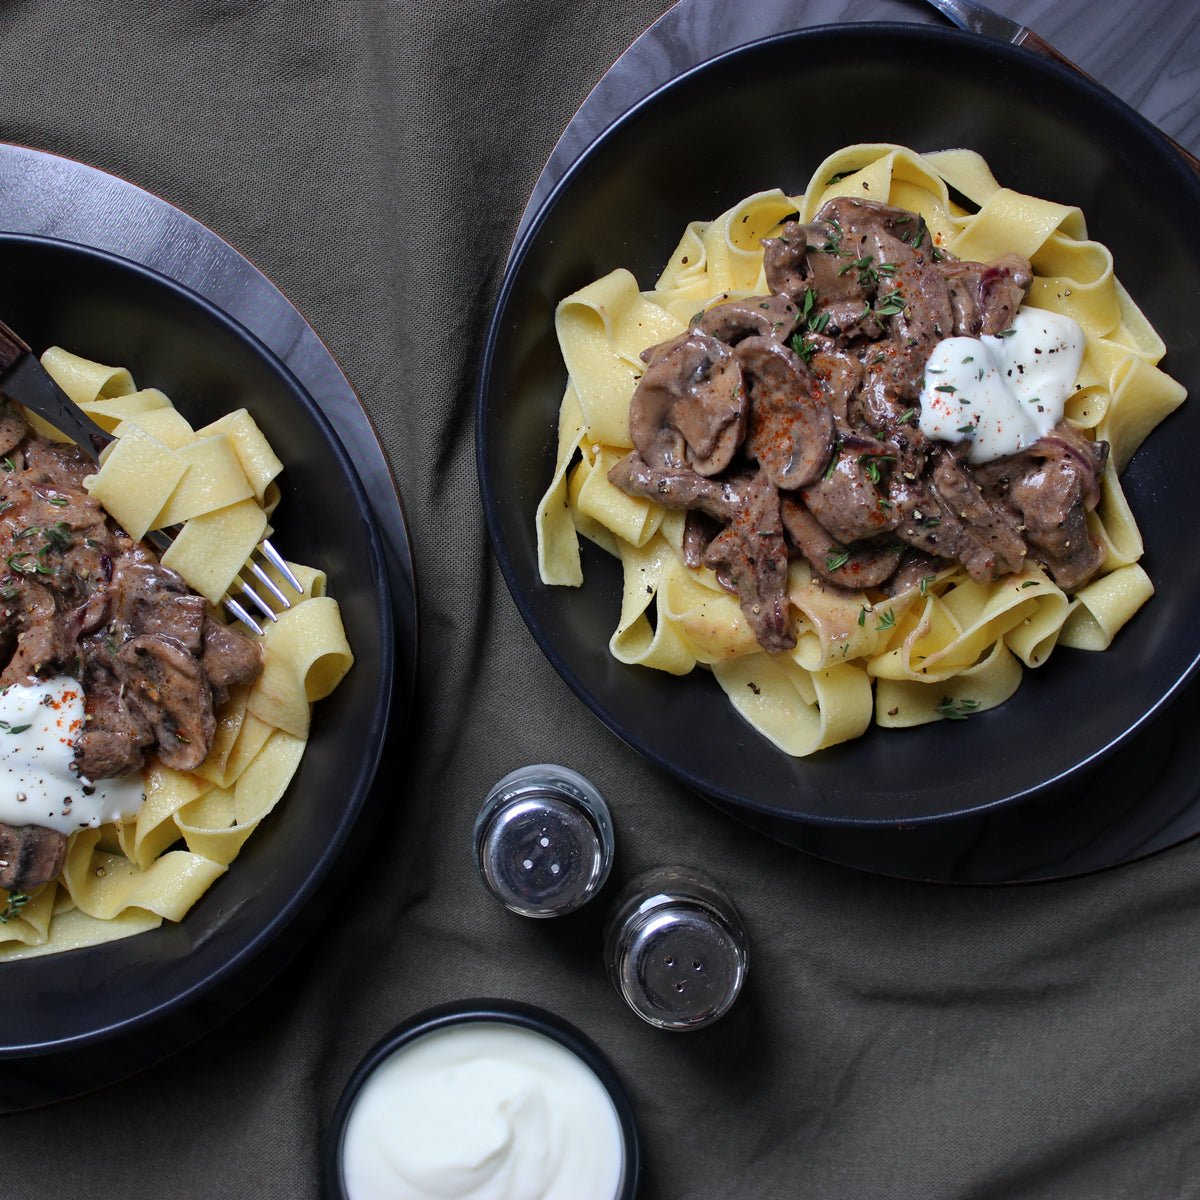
[
  {"left": 478, "top": 23, "right": 1200, "bottom": 827},
  {"left": 324, "top": 1000, "right": 640, "bottom": 1200},
  {"left": 0, "top": 235, "right": 394, "bottom": 1055}
]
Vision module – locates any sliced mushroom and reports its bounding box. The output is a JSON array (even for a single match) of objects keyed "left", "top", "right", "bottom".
[
  {"left": 693, "top": 294, "right": 800, "bottom": 346},
  {"left": 629, "top": 331, "right": 746, "bottom": 477},
  {"left": 736, "top": 336, "right": 835, "bottom": 490}
]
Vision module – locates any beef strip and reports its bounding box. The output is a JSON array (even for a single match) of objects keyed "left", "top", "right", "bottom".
[
  {"left": 680, "top": 511, "right": 720, "bottom": 569},
  {"left": 0, "top": 400, "right": 26, "bottom": 458},
  {"left": 884, "top": 550, "right": 945, "bottom": 597},
  {"left": 801, "top": 437, "right": 900, "bottom": 546},
  {"left": 974, "top": 422, "right": 1108, "bottom": 591},
  {"left": 117, "top": 635, "right": 215, "bottom": 771},
  {"left": 889, "top": 452, "right": 1027, "bottom": 582},
  {"left": 781, "top": 497, "right": 903, "bottom": 589},
  {"left": 939, "top": 253, "right": 1033, "bottom": 337},
  {"left": 608, "top": 451, "right": 741, "bottom": 522},
  {"left": 808, "top": 341, "right": 865, "bottom": 423},
  {"left": 607, "top": 452, "right": 794, "bottom": 650},
  {"left": 702, "top": 470, "right": 794, "bottom": 653},
  {"left": 761, "top": 220, "right": 811, "bottom": 300},
  {"left": 763, "top": 216, "right": 879, "bottom": 338}
]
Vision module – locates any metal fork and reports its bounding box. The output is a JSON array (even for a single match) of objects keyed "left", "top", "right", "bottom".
[
  {"left": 0, "top": 318, "right": 302, "bottom": 635},
  {"left": 921, "top": 0, "right": 1200, "bottom": 177}
]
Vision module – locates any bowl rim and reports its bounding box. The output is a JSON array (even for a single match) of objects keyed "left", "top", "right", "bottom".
[
  {"left": 477, "top": 21, "right": 1200, "bottom": 828},
  {"left": 324, "top": 998, "right": 641, "bottom": 1200},
  {"left": 0, "top": 231, "right": 396, "bottom": 1053}
]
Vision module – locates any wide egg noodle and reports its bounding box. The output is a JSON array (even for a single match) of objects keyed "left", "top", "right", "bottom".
[
  {"left": 697, "top": 189, "right": 799, "bottom": 295},
  {"left": 85, "top": 423, "right": 188, "bottom": 541},
  {"left": 1059, "top": 563, "right": 1155, "bottom": 651},
  {"left": 0, "top": 880, "right": 57, "bottom": 952},
  {"left": 117, "top": 405, "right": 197, "bottom": 450},
  {"left": 60, "top": 827, "right": 227, "bottom": 923},
  {"left": 537, "top": 144, "right": 1185, "bottom": 754},
  {"left": 40, "top": 346, "right": 135, "bottom": 407},
  {"left": 656, "top": 555, "right": 761, "bottom": 664},
  {"left": 0, "top": 903, "right": 163, "bottom": 961},
  {"left": 712, "top": 654, "right": 873, "bottom": 756},
  {"left": 153, "top": 433, "right": 256, "bottom": 526},
  {"left": 161, "top": 497, "right": 268, "bottom": 604},
  {"left": 787, "top": 560, "right": 920, "bottom": 672},
  {"left": 195, "top": 409, "right": 284, "bottom": 504},
  {"left": 607, "top": 533, "right": 697, "bottom": 675},
  {"left": 874, "top": 640, "right": 1024, "bottom": 728},
  {"left": 79, "top": 387, "right": 172, "bottom": 432},
  {"left": 573, "top": 444, "right": 664, "bottom": 550},
  {"left": 554, "top": 269, "right": 684, "bottom": 448},
  {"left": 536, "top": 383, "right": 588, "bottom": 587},
  {"left": 246, "top": 595, "right": 354, "bottom": 738}
]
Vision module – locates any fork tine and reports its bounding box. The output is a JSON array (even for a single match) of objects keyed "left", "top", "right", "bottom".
[
  {"left": 239, "top": 580, "right": 278, "bottom": 623},
  {"left": 248, "top": 561, "right": 291, "bottom": 610},
  {"left": 260, "top": 539, "right": 303, "bottom": 595},
  {"left": 225, "top": 596, "right": 264, "bottom": 636}
]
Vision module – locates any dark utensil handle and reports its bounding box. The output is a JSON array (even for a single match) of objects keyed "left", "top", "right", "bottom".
[{"left": 1016, "top": 28, "right": 1200, "bottom": 177}]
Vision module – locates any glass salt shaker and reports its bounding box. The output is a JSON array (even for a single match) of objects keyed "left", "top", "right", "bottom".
[
  {"left": 473, "top": 764, "right": 615, "bottom": 918},
  {"left": 603, "top": 867, "right": 748, "bottom": 1031}
]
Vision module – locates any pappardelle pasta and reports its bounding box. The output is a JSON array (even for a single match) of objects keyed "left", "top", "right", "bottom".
[
  {"left": 0, "top": 348, "right": 353, "bottom": 957},
  {"left": 536, "top": 144, "right": 1185, "bottom": 757}
]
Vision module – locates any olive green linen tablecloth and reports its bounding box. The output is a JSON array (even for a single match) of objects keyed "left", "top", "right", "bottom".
[{"left": 2, "top": 2, "right": 1200, "bottom": 1197}]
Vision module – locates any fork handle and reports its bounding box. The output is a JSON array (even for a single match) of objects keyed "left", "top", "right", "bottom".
[
  {"left": 0, "top": 319, "right": 29, "bottom": 374},
  {"left": 1015, "top": 28, "right": 1200, "bottom": 177},
  {"left": 0, "top": 353, "right": 113, "bottom": 461}
]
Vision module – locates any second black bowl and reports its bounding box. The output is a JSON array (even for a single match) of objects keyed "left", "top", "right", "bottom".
[
  {"left": 0, "top": 234, "right": 394, "bottom": 1056},
  {"left": 478, "top": 24, "right": 1200, "bottom": 827}
]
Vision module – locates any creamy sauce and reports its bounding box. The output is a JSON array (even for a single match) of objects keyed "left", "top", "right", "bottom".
[
  {"left": 342, "top": 1022, "right": 625, "bottom": 1200},
  {"left": 918, "top": 308, "right": 1084, "bottom": 463},
  {"left": 0, "top": 676, "right": 144, "bottom": 832}
]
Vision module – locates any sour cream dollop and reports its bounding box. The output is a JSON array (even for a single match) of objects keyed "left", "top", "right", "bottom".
[
  {"left": 341, "top": 1021, "right": 625, "bottom": 1200},
  {"left": 0, "top": 676, "right": 144, "bottom": 832},
  {"left": 918, "top": 308, "right": 1085, "bottom": 463}
]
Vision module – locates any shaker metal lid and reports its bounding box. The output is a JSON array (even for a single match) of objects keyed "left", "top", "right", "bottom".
[
  {"left": 614, "top": 903, "right": 746, "bottom": 1029},
  {"left": 605, "top": 868, "right": 748, "bottom": 1031},
  {"left": 478, "top": 793, "right": 607, "bottom": 917},
  {"left": 474, "top": 764, "right": 615, "bottom": 919}
]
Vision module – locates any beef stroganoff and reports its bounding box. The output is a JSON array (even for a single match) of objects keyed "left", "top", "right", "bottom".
[
  {"left": 0, "top": 348, "right": 352, "bottom": 956},
  {"left": 536, "top": 144, "right": 1185, "bottom": 756}
]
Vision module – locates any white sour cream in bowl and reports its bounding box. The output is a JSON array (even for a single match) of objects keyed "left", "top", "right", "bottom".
[{"left": 329, "top": 1004, "right": 639, "bottom": 1200}]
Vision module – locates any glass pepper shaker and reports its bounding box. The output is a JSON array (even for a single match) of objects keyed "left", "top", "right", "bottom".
[
  {"left": 603, "top": 867, "right": 748, "bottom": 1031},
  {"left": 473, "top": 764, "right": 615, "bottom": 918}
]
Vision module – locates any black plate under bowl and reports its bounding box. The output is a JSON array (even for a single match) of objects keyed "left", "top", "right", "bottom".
[
  {"left": 0, "top": 235, "right": 394, "bottom": 1055},
  {"left": 478, "top": 23, "right": 1200, "bottom": 828}
]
